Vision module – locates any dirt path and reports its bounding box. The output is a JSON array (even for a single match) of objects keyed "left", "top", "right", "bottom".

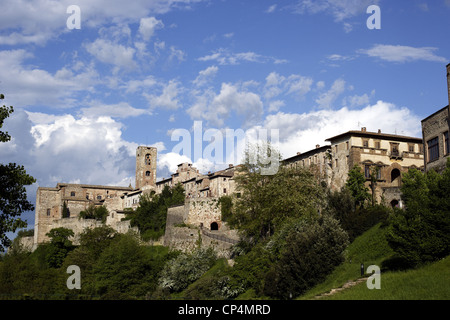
[{"left": 313, "top": 277, "right": 368, "bottom": 299}]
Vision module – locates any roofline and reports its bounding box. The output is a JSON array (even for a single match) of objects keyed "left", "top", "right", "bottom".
[
  {"left": 325, "top": 130, "right": 423, "bottom": 143},
  {"left": 282, "top": 145, "right": 331, "bottom": 163},
  {"left": 421, "top": 105, "right": 449, "bottom": 123},
  {"left": 55, "top": 183, "right": 132, "bottom": 191}
]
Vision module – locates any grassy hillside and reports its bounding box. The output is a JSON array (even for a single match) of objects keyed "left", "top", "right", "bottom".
[
  {"left": 299, "top": 222, "right": 450, "bottom": 300},
  {"left": 323, "top": 255, "right": 450, "bottom": 300}
]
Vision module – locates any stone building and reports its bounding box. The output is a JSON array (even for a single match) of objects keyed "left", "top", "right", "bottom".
[
  {"left": 325, "top": 128, "right": 424, "bottom": 207},
  {"left": 421, "top": 63, "right": 450, "bottom": 173},
  {"left": 34, "top": 183, "right": 133, "bottom": 245},
  {"left": 282, "top": 144, "right": 332, "bottom": 186}
]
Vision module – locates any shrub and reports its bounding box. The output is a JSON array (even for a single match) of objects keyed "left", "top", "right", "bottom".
[
  {"left": 158, "top": 248, "right": 217, "bottom": 293},
  {"left": 263, "top": 214, "right": 349, "bottom": 299}
]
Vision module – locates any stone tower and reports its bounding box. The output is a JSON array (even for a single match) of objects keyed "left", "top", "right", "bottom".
[{"left": 135, "top": 146, "right": 157, "bottom": 190}]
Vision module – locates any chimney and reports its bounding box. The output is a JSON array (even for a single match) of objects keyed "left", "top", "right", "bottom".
[
  {"left": 378, "top": 129, "right": 381, "bottom": 134},
  {"left": 316, "top": 144, "right": 320, "bottom": 149},
  {"left": 229, "top": 164, "right": 233, "bottom": 168},
  {"left": 447, "top": 63, "right": 450, "bottom": 107},
  {"left": 297, "top": 152, "right": 301, "bottom": 155},
  {"left": 361, "top": 127, "right": 367, "bottom": 132}
]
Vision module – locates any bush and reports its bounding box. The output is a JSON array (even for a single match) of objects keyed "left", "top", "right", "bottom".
[
  {"left": 263, "top": 214, "right": 349, "bottom": 299},
  {"left": 158, "top": 248, "right": 217, "bottom": 293}
]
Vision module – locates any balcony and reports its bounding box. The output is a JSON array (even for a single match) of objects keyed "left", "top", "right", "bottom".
[{"left": 389, "top": 150, "right": 402, "bottom": 160}]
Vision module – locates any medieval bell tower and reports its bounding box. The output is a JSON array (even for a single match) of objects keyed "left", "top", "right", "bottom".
[{"left": 135, "top": 146, "right": 157, "bottom": 190}]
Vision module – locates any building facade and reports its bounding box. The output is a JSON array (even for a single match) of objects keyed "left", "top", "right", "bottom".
[
  {"left": 325, "top": 128, "right": 424, "bottom": 207},
  {"left": 421, "top": 64, "right": 450, "bottom": 173}
]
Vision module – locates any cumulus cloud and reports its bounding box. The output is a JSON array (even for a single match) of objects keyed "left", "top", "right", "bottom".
[
  {"left": 259, "top": 100, "right": 422, "bottom": 159},
  {"left": 187, "top": 82, "right": 263, "bottom": 128}
]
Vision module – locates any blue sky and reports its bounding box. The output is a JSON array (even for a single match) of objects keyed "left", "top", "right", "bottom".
[{"left": 0, "top": 0, "right": 449, "bottom": 235}]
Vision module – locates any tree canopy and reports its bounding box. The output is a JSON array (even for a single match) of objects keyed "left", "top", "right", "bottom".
[{"left": 0, "top": 94, "right": 36, "bottom": 251}]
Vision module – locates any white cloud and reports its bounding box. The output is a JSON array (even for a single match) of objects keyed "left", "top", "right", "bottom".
[
  {"left": 264, "top": 72, "right": 313, "bottom": 100},
  {"left": 79, "top": 102, "right": 151, "bottom": 119},
  {"left": 0, "top": 49, "right": 99, "bottom": 108},
  {"left": 198, "top": 48, "right": 285, "bottom": 65},
  {"left": 266, "top": 4, "right": 277, "bottom": 13},
  {"left": 0, "top": 0, "right": 206, "bottom": 45},
  {"left": 187, "top": 83, "right": 263, "bottom": 128},
  {"left": 138, "top": 17, "right": 164, "bottom": 41},
  {"left": 193, "top": 65, "right": 219, "bottom": 87},
  {"left": 359, "top": 44, "right": 447, "bottom": 63},
  {"left": 145, "top": 80, "right": 182, "bottom": 110},
  {"left": 292, "top": 0, "right": 379, "bottom": 22},
  {"left": 315, "top": 78, "right": 346, "bottom": 108},
  {"left": 258, "top": 100, "right": 422, "bottom": 159},
  {"left": 1, "top": 110, "right": 140, "bottom": 190},
  {"left": 85, "top": 38, "right": 137, "bottom": 72}
]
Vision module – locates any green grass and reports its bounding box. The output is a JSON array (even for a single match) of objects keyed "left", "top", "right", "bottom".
[
  {"left": 298, "top": 223, "right": 394, "bottom": 300},
  {"left": 298, "top": 222, "right": 450, "bottom": 300},
  {"left": 323, "top": 256, "right": 450, "bottom": 300}
]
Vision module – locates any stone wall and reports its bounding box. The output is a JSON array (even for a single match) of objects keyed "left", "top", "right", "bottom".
[{"left": 163, "top": 201, "right": 240, "bottom": 258}]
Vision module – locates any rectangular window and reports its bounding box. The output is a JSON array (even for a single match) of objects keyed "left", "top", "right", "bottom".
[
  {"left": 377, "top": 167, "right": 382, "bottom": 180},
  {"left": 363, "top": 139, "right": 369, "bottom": 148},
  {"left": 409, "top": 144, "right": 415, "bottom": 153},
  {"left": 47, "top": 209, "right": 51, "bottom": 216},
  {"left": 445, "top": 131, "right": 449, "bottom": 155},
  {"left": 375, "top": 141, "right": 380, "bottom": 149},
  {"left": 427, "top": 137, "right": 439, "bottom": 162},
  {"left": 391, "top": 143, "right": 400, "bottom": 157},
  {"left": 365, "top": 165, "right": 371, "bottom": 179}
]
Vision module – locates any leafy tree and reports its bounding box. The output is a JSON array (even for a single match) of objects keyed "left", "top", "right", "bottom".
[
  {"left": 228, "top": 142, "right": 325, "bottom": 245},
  {"left": 62, "top": 201, "right": 70, "bottom": 218},
  {"left": 345, "top": 165, "right": 370, "bottom": 208},
  {"left": 126, "top": 183, "right": 185, "bottom": 241},
  {"left": 79, "top": 204, "right": 108, "bottom": 223},
  {"left": 386, "top": 162, "right": 450, "bottom": 268},
  {"left": 263, "top": 214, "right": 349, "bottom": 299},
  {"left": 0, "top": 94, "right": 36, "bottom": 251},
  {"left": 93, "top": 233, "right": 169, "bottom": 299},
  {"left": 45, "top": 228, "right": 75, "bottom": 268}
]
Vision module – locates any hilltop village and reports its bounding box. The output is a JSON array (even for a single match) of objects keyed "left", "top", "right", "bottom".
[{"left": 25, "top": 64, "right": 450, "bottom": 256}]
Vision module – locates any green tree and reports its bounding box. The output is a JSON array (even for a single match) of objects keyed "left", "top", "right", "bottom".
[
  {"left": 263, "top": 214, "right": 349, "bottom": 299},
  {"left": 126, "top": 183, "right": 185, "bottom": 241},
  {"left": 386, "top": 162, "right": 450, "bottom": 268},
  {"left": 0, "top": 94, "right": 36, "bottom": 251},
  {"left": 45, "top": 227, "right": 75, "bottom": 268},
  {"left": 79, "top": 204, "right": 108, "bottom": 223},
  {"left": 345, "top": 165, "right": 370, "bottom": 208},
  {"left": 228, "top": 142, "right": 325, "bottom": 245}
]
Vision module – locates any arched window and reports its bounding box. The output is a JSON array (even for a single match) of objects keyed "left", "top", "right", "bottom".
[
  {"left": 70, "top": 191, "right": 75, "bottom": 197},
  {"left": 145, "top": 154, "right": 151, "bottom": 165},
  {"left": 210, "top": 222, "right": 219, "bottom": 231},
  {"left": 146, "top": 171, "right": 151, "bottom": 176},
  {"left": 391, "top": 168, "right": 401, "bottom": 183}
]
